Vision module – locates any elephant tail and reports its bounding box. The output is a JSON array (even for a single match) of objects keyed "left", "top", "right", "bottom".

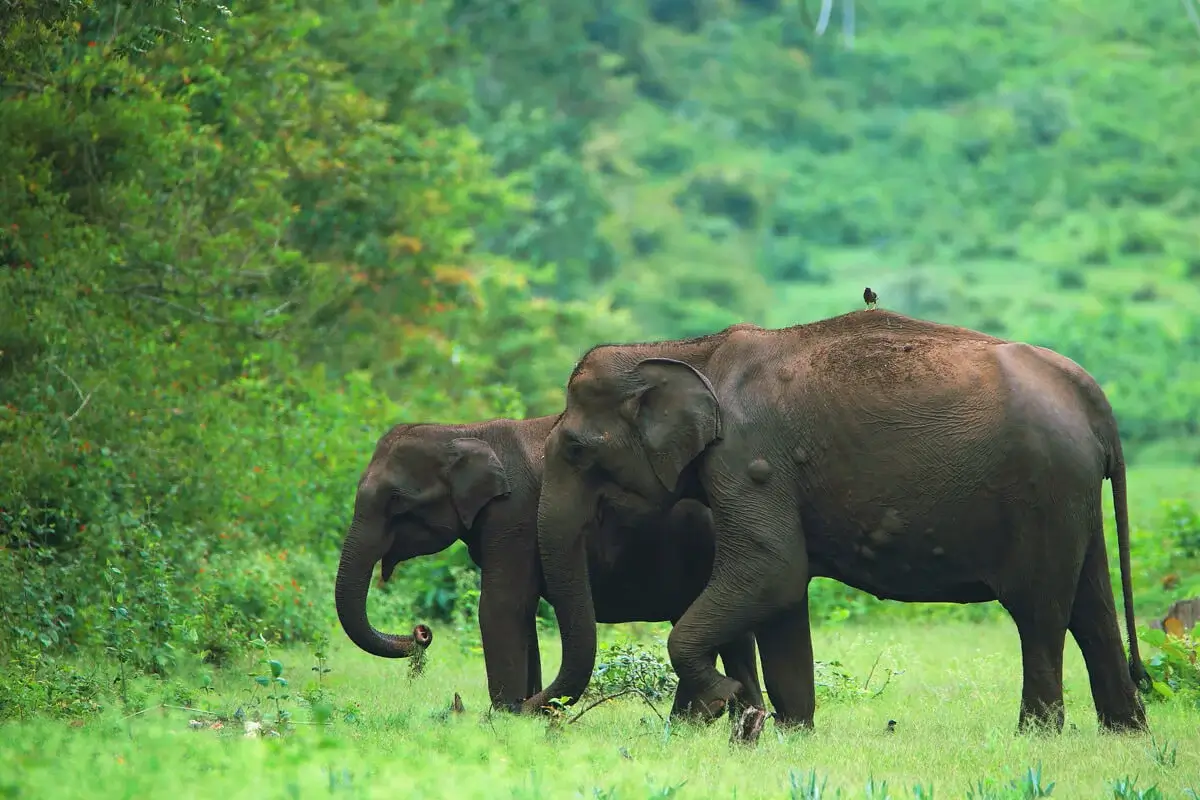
[{"left": 1108, "top": 443, "right": 1148, "bottom": 690}]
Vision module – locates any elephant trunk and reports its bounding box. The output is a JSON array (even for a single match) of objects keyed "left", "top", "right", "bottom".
[
  {"left": 521, "top": 475, "right": 597, "bottom": 712},
  {"left": 334, "top": 515, "right": 432, "bottom": 658}
]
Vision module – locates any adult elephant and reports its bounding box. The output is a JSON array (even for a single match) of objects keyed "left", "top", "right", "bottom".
[
  {"left": 524, "top": 310, "right": 1150, "bottom": 735},
  {"left": 333, "top": 415, "right": 764, "bottom": 716}
]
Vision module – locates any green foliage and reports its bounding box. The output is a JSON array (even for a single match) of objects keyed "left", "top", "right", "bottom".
[
  {"left": 1138, "top": 627, "right": 1200, "bottom": 709},
  {"left": 0, "top": 0, "right": 628, "bottom": 710},
  {"left": 966, "top": 764, "right": 1056, "bottom": 799},
  {"left": 1111, "top": 777, "right": 1168, "bottom": 800},
  {"left": 589, "top": 640, "right": 679, "bottom": 702}
]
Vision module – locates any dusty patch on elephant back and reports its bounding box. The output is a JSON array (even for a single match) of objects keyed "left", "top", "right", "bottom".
[
  {"left": 729, "top": 706, "right": 768, "bottom": 746},
  {"left": 747, "top": 458, "right": 772, "bottom": 483}
]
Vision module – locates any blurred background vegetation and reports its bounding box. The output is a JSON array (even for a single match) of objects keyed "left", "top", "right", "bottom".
[{"left": 2, "top": 0, "right": 1199, "bottom": 716}]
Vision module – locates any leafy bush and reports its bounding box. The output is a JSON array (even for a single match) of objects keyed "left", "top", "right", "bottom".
[
  {"left": 589, "top": 640, "right": 679, "bottom": 702},
  {"left": 1138, "top": 627, "right": 1200, "bottom": 709},
  {"left": 0, "top": 0, "right": 627, "bottom": 712}
]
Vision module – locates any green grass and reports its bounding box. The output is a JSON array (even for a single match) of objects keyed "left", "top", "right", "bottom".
[{"left": 4, "top": 620, "right": 1199, "bottom": 799}]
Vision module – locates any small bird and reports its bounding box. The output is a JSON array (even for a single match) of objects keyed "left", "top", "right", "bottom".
[
  {"left": 451, "top": 692, "right": 465, "bottom": 714},
  {"left": 863, "top": 287, "right": 878, "bottom": 310},
  {"left": 885, "top": 719, "right": 897, "bottom": 734}
]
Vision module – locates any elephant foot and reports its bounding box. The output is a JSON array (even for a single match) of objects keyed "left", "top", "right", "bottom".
[
  {"left": 690, "top": 675, "right": 744, "bottom": 723},
  {"left": 728, "top": 705, "right": 769, "bottom": 746},
  {"left": 1098, "top": 710, "right": 1150, "bottom": 735},
  {"left": 1016, "top": 707, "right": 1065, "bottom": 737}
]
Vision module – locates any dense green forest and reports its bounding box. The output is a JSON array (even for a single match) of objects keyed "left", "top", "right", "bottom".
[{"left": 2, "top": 0, "right": 1199, "bottom": 718}]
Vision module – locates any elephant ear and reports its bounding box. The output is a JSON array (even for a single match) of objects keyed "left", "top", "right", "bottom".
[
  {"left": 629, "top": 358, "right": 722, "bottom": 492},
  {"left": 443, "top": 437, "right": 512, "bottom": 528}
]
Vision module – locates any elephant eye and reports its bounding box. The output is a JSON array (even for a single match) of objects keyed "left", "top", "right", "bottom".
[
  {"left": 561, "top": 435, "right": 594, "bottom": 467},
  {"left": 564, "top": 441, "right": 586, "bottom": 463}
]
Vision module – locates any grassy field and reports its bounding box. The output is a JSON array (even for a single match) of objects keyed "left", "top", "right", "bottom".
[
  {"left": 4, "top": 618, "right": 1198, "bottom": 800},
  {"left": 2, "top": 470, "right": 1195, "bottom": 800}
]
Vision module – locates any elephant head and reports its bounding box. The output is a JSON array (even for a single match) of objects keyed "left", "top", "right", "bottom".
[
  {"left": 335, "top": 425, "right": 513, "bottom": 658},
  {"left": 523, "top": 353, "right": 721, "bottom": 711}
]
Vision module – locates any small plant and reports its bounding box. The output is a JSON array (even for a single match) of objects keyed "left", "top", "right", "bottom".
[
  {"left": 1138, "top": 626, "right": 1200, "bottom": 705},
  {"left": 864, "top": 776, "right": 892, "bottom": 799},
  {"left": 1013, "top": 764, "right": 1055, "bottom": 798},
  {"left": 247, "top": 634, "right": 292, "bottom": 733},
  {"left": 966, "top": 764, "right": 1055, "bottom": 799},
  {"left": 911, "top": 783, "right": 935, "bottom": 799},
  {"left": 1110, "top": 776, "right": 1165, "bottom": 800},
  {"left": 1148, "top": 736, "right": 1177, "bottom": 768},
  {"left": 589, "top": 641, "right": 678, "bottom": 702},
  {"left": 301, "top": 634, "right": 335, "bottom": 725},
  {"left": 646, "top": 780, "right": 686, "bottom": 799},
  {"left": 814, "top": 655, "right": 901, "bottom": 702},
  {"left": 788, "top": 769, "right": 836, "bottom": 800}
]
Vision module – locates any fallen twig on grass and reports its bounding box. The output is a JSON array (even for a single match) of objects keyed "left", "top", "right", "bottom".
[{"left": 568, "top": 689, "right": 665, "bottom": 725}]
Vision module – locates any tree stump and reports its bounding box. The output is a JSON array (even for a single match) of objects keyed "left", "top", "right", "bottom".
[{"left": 730, "top": 705, "right": 769, "bottom": 745}]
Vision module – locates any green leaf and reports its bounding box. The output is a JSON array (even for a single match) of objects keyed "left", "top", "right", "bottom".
[
  {"left": 254, "top": 676, "right": 270, "bottom": 687},
  {"left": 268, "top": 659, "right": 283, "bottom": 678}
]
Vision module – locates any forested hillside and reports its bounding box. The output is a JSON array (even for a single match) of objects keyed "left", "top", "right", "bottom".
[
  {"left": 473, "top": 0, "right": 1200, "bottom": 463},
  {"left": 2, "top": 0, "right": 1199, "bottom": 717}
]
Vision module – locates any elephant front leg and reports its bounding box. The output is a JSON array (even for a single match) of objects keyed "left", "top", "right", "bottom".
[
  {"left": 666, "top": 496, "right": 812, "bottom": 734},
  {"left": 479, "top": 570, "right": 539, "bottom": 710},
  {"left": 525, "top": 612, "right": 543, "bottom": 698},
  {"left": 667, "top": 635, "right": 725, "bottom": 722}
]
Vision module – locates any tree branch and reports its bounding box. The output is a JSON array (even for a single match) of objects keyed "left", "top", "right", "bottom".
[
  {"left": 567, "top": 689, "right": 666, "bottom": 725},
  {"left": 816, "top": 0, "right": 834, "bottom": 36},
  {"left": 50, "top": 364, "right": 106, "bottom": 423}
]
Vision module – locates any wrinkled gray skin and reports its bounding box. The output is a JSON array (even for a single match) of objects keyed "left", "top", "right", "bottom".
[
  {"left": 333, "top": 415, "right": 764, "bottom": 716},
  {"left": 526, "top": 310, "right": 1149, "bottom": 734}
]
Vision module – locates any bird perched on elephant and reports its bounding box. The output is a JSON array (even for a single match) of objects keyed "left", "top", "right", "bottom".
[
  {"left": 524, "top": 310, "right": 1149, "bottom": 737},
  {"left": 333, "top": 415, "right": 764, "bottom": 717}
]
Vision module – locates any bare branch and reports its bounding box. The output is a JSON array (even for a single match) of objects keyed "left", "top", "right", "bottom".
[
  {"left": 567, "top": 689, "right": 666, "bottom": 725},
  {"left": 132, "top": 291, "right": 230, "bottom": 324},
  {"left": 50, "top": 364, "right": 106, "bottom": 423},
  {"left": 816, "top": 0, "right": 833, "bottom": 36}
]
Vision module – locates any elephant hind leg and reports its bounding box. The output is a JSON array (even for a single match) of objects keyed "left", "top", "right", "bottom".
[
  {"left": 1067, "top": 532, "right": 1149, "bottom": 733},
  {"left": 1000, "top": 595, "right": 1069, "bottom": 734}
]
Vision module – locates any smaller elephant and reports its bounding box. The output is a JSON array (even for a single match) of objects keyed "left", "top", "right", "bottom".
[{"left": 333, "top": 415, "right": 764, "bottom": 717}]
